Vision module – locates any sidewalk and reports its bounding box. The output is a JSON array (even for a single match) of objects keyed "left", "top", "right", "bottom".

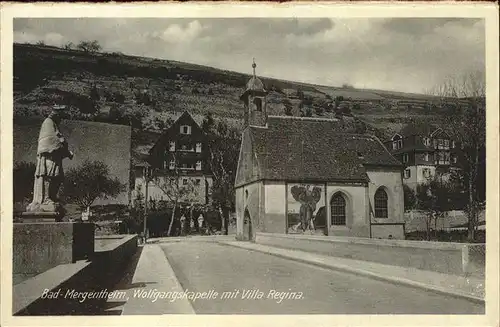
[
  {"left": 148, "top": 234, "right": 236, "bottom": 243},
  {"left": 220, "top": 241, "right": 485, "bottom": 303},
  {"left": 120, "top": 244, "right": 195, "bottom": 315}
]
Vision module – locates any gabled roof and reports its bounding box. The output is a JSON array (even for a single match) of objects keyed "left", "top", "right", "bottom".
[
  {"left": 149, "top": 111, "right": 203, "bottom": 154},
  {"left": 235, "top": 116, "right": 401, "bottom": 186},
  {"left": 400, "top": 123, "right": 439, "bottom": 137}
]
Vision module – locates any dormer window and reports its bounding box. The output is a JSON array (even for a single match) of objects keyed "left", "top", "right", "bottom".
[
  {"left": 392, "top": 139, "right": 403, "bottom": 150},
  {"left": 196, "top": 143, "right": 202, "bottom": 153},
  {"left": 180, "top": 125, "right": 191, "bottom": 135},
  {"left": 169, "top": 141, "right": 175, "bottom": 151}
]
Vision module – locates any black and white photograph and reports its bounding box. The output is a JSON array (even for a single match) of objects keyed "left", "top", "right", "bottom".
[{"left": 1, "top": 3, "right": 498, "bottom": 326}]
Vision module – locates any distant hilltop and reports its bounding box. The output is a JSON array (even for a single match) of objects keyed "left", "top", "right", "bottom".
[{"left": 14, "top": 42, "right": 462, "bottom": 141}]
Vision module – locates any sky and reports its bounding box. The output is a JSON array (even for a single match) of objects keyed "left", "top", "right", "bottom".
[{"left": 13, "top": 17, "right": 485, "bottom": 94}]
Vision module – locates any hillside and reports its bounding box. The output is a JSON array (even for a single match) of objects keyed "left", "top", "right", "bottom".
[{"left": 14, "top": 43, "right": 456, "bottom": 151}]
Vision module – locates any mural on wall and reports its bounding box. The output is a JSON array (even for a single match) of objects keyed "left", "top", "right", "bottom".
[{"left": 287, "top": 184, "right": 326, "bottom": 234}]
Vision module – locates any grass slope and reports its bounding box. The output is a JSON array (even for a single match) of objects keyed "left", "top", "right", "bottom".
[{"left": 14, "top": 43, "right": 453, "bottom": 147}]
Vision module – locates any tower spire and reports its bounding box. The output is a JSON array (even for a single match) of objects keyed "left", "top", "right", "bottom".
[{"left": 252, "top": 58, "right": 256, "bottom": 77}]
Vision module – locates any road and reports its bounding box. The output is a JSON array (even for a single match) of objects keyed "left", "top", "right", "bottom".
[{"left": 161, "top": 241, "right": 484, "bottom": 314}]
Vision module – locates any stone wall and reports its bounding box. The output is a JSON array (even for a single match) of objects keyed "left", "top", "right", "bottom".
[
  {"left": 13, "top": 235, "right": 138, "bottom": 315},
  {"left": 255, "top": 233, "right": 485, "bottom": 277},
  {"left": 13, "top": 222, "right": 94, "bottom": 284}
]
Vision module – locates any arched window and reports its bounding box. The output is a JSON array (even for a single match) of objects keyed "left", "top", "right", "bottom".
[
  {"left": 374, "top": 188, "right": 388, "bottom": 218},
  {"left": 331, "top": 193, "right": 346, "bottom": 225},
  {"left": 253, "top": 97, "right": 262, "bottom": 111}
]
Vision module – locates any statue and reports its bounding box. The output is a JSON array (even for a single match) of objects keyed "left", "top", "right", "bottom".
[
  {"left": 290, "top": 185, "right": 322, "bottom": 232},
  {"left": 26, "top": 105, "right": 74, "bottom": 214}
]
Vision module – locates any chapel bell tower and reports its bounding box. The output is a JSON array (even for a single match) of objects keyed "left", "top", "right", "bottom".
[{"left": 240, "top": 59, "right": 268, "bottom": 127}]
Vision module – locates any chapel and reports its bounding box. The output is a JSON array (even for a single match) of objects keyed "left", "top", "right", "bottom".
[{"left": 234, "top": 62, "right": 405, "bottom": 240}]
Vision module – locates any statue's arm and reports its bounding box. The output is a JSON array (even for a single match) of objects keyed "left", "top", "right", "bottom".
[{"left": 57, "top": 134, "right": 73, "bottom": 159}]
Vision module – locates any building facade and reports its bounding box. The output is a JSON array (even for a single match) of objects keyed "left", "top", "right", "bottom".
[
  {"left": 384, "top": 125, "right": 461, "bottom": 190},
  {"left": 234, "top": 64, "right": 405, "bottom": 241},
  {"left": 132, "top": 111, "right": 213, "bottom": 206}
]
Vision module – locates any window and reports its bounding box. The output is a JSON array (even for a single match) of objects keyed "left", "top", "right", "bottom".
[
  {"left": 253, "top": 97, "right": 263, "bottom": 111},
  {"left": 196, "top": 161, "right": 202, "bottom": 171},
  {"left": 374, "top": 189, "right": 388, "bottom": 218},
  {"left": 180, "top": 125, "right": 191, "bottom": 135},
  {"left": 183, "top": 179, "right": 188, "bottom": 185},
  {"left": 194, "top": 179, "right": 201, "bottom": 185},
  {"left": 169, "top": 141, "right": 175, "bottom": 151},
  {"left": 169, "top": 160, "right": 175, "bottom": 170},
  {"left": 423, "top": 153, "right": 429, "bottom": 161},
  {"left": 402, "top": 153, "right": 409, "bottom": 163},
  {"left": 423, "top": 168, "right": 431, "bottom": 179},
  {"left": 452, "top": 140, "right": 456, "bottom": 149},
  {"left": 331, "top": 193, "right": 346, "bottom": 226},
  {"left": 444, "top": 139, "right": 450, "bottom": 149},
  {"left": 436, "top": 152, "right": 451, "bottom": 165},
  {"left": 392, "top": 139, "right": 403, "bottom": 150},
  {"left": 423, "top": 137, "right": 431, "bottom": 146},
  {"left": 404, "top": 169, "right": 411, "bottom": 179},
  {"left": 453, "top": 155, "right": 458, "bottom": 164},
  {"left": 196, "top": 142, "right": 202, "bottom": 153}
]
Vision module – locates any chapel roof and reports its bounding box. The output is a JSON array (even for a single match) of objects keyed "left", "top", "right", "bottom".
[
  {"left": 236, "top": 116, "right": 401, "bottom": 186},
  {"left": 245, "top": 76, "right": 266, "bottom": 93}
]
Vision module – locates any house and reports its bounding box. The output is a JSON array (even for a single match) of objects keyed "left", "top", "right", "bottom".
[
  {"left": 384, "top": 124, "right": 461, "bottom": 190},
  {"left": 132, "top": 111, "right": 213, "bottom": 206},
  {"left": 234, "top": 63, "right": 405, "bottom": 241}
]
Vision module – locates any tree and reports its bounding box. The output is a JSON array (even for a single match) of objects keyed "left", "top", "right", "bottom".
[
  {"left": 150, "top": 155, "right": 198, "bottom": 236},
  {"left": 13, "top": 162, "right": 36, "bottom": 205},
  {"left": 296, "top": 89, "right": 304, "bottom": 100},
  {"left": 314, "top": 105, "right": 324, "bottom": 116},
  {"left": 202, "top": 114, "right": 240, "bottom": 235},
  {"left": 35, "top": 40, "right": 46, "bottom": 46},
  {"left": 89, "top": 83, "right": 100, "bottom": 101},
  {"left": 76, "top": 40, "right": 102, "bottom": 53},
  {"left": 427, "top": 71, "right": 485, "bottom": 241},
  {"left": 334, "top": 96, "right": 344, "bottom": 109},
  {"left": 403, "top": 184, "right": 416, "bottom": 212},
  {"left": 283, "top": 99, "right": 293, "bottom": 116},
  {"left": 62, "top": 160, "right": 125, "bottom": 212},
  {"left": 63, "top": 42, "right": 74, "bottom": 50},
  {"left": 415, "top": 178, "right": 454, "bottom": 241}
]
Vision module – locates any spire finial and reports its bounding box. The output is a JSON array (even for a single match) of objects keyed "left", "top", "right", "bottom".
[{"left": 252, "top": 58, "right": 256, "bottom": 77}]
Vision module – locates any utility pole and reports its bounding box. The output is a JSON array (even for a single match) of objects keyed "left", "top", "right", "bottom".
[{"left": 143, "top": 165, "right": 149, "bottom": 244}]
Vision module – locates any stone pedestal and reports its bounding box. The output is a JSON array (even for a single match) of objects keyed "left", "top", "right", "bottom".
[{"left": 13, "top": 222, "right": 95, "bottom": 283}]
